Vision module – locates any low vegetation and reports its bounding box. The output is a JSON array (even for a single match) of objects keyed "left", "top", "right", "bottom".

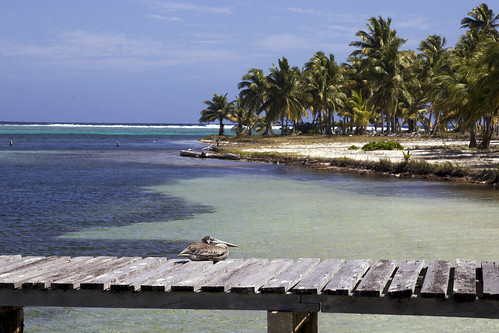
[{"left": 361, "top": 141, "right": 404, "bottom": 151}]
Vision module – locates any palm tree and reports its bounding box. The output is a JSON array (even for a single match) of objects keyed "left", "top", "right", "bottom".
[
  {"left": 418, "top": 35, "right": 451, "bottom": 134},
  {"left": 264, "top": 57, "right": 308, "bottom": 135},
  {"left": 199, "top": 93, "right": 235, "bottom": 136},
  {"left": 238, "top": 68, "right": 270, "bottom": 135},
  {"left": 347, "top": 90, "right": 373, "bottom": 134},
  {"left": 460, "top": 3, "right": 499, "bottom": 38},
  {"left": 467, "top": 40, "right": 499, "bottom": 148},
  {"left": 350, "top": 16, "right": 407, "bottom": 133},
  {"left": 231, "top": 96, "right": 254, "bottom": 137},
  {"left": 304, "top": 51, "right": 346, "bottom": 135}
]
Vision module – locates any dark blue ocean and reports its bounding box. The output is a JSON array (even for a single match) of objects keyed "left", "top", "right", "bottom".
[{"left": 1, "top": 123, "right": 498, "bottom": 332}]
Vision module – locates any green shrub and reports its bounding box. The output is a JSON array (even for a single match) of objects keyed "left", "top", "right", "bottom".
[
  {"left": 362, "top": 141, "right": 404, "bottom": 151},
  {"left": 348, "top": 145, "right": 360, "bottom": 150}
]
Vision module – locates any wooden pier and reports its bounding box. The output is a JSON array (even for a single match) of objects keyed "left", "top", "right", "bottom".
[{"left": 0, "top": 255, "right": 498, "bottom": 332}]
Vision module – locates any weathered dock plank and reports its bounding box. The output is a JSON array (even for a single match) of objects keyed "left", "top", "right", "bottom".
[
  {"left": 482, "top": 261, "right": 499, "bottom": 300},
  {"left": 481, "top": 261, "right": 499, "bottom": 300},
  {"left": 0, "top": 257, "right": 72, "bottom": 288},
  {"left": 80, "top": 257, "right": 166, "bottom": 290},
  {"left": 261, "top": 258, "right": 321, "bottom": 294},
  {"left": 200, "top": 258, "right": 266, "bottom": 292},
  {"left": 453, "top": 259, "right": 476, "bottom": 302},
  {"left": 421, "top": 260, "right": 450, "bottom": 299},
  {"left": 230, "top": 259, "right": 293, "bottom": 293},
  {"left": 51, "top": 257, "right": 121, "bottom": 290},
  {"left": 354, "top": 259, "right": 397, "bottom": 297},
  {"left": 0, "top": 257, "right": 54, "bottom": 276},
  {"left": 322, "top": 259, "right": 371, "bottom": 296},
  {"left": 292, "top": 259, "right": 345, "bottom": 294},
  {"left": 141, "top": 261, "right": 213, "bottom": 292},
  {"left": 0, "top": 255, "right": 21, "bottom": 264},
  {"left": 110, "top": 259, "right": 185, "bottom": 292},
  {"left": 21, "top": 256, "right": 95, "bottom": 289},
  {"left": 387, "top": 259, "right": 425, "bottom": 298},
  {"left": 171, "top": 259, "right": 244, "bottom": 292}
]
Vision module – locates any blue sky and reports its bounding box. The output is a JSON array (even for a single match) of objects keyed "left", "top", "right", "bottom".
[{"left": 0, "top": 1, "right": 489, "bottom": 123}]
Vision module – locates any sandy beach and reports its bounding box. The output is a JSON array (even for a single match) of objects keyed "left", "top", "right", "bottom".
[{"left": 240, "top": 137, "right": 499, "bottom": 170}]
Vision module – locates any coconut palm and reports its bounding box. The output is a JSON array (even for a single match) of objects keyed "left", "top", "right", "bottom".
[
  {"left": 350, "top": 16, "right": 407, "bottom": 133},
  {"left": 460, "top": 3, "right": 499, "bottom": 38},
  {"left": 264, "top": 57, "right": 308, "bottom": 135},
  {"left": 231, "top": 97, "right": 254, "bottom": 137},
  {"left": 238, "top": 68, "right": 271, "bottom": 135},
  {"left": 304, "top": 51, "right": 346, "bottom": 135},
  {"left": 418, "top": 35, "right": 452, "bottom": 134},
  {"left": 347, "top": 90, "right": 374, "bottom": 134},
  {"left": 199, "top": 93, "right": 235, "bottom": 136}
]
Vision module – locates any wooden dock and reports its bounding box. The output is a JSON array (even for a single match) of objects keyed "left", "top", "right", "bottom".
[{"left": 0, "top": 255, "right": 498, "bottom": 332}]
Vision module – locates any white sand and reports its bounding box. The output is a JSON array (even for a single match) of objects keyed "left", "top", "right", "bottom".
[{"left": 242, "top": 138, "right": 499, "bottom": 169}]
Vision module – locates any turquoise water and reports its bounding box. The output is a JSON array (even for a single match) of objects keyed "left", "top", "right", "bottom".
[{"left": 1, "top": 123, "right": 498, "bottom": 332}]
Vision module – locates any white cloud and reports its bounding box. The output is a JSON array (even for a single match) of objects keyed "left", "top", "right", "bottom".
[
  {"left": 287, "top": 7, "right": 323, "bottom": 15},
  {"left": 147, "top": 14, "right": 183, "bottom": 21},
  {"left": 153, "top": 1, "right": 234, "bottom": 15},
  {"left": 396, "top": 16, "right": 432, "bottom": 31},
  {"left": 0, "top": 29, "right": 240, "bottom": 71}
]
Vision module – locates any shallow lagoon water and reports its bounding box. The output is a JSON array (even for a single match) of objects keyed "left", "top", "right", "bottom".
[{"left": 1, "top": 123, "right": 498, "bottom": 332}]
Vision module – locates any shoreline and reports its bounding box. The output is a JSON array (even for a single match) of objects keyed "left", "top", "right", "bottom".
[{"left": 202, "top": 136, "right": 499, "bottom": 186}]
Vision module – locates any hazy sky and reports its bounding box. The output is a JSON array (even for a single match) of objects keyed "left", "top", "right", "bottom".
[{"left": 0, "top": 1, "right": 488, "bottom": 124}]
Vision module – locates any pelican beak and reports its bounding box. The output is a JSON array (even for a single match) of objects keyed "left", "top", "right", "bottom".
[{"left": 212, "top": 238, "right": 238, "bottom": 247}]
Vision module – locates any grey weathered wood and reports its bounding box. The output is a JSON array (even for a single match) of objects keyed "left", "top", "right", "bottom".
[
  {"left": 0, "top": 255, "right": 21, "bottom": 264},
  {"left": 0, "top": 306, "right": 24, "bottom": 333},
  {"left": 0, "top": 257, "right": 52, "bottom": 276},
  {"left": 21, "top": 256, "right": 95, "bottom": 289},
  {"left": 482, "top": 261, "right": 499, "bottom": 300},
  {"left": 453, "top": 259, "right": 476, "bottom": 302},
  {"left": 387, "top": 259, "right": 425, "bottom": 298},
  {"left": 421, "top": 260, "right": 450, "bottom": 299},
  {"left": 171, "top": 259, "right": 244, "bottom": 292},
  {"left": 141, "top": 261, "right": 213, "bottom": 292},
  {"left": 110, "top": 259, "right": 185, "bottom": 292},
  {"left": 354, "top": 259, "right": 397, "bottom": 297},
  {"left": 267, "top": 311, "right": 318, "bottom": 333},
  {"left": 230, "top": 259, "right": 293, "bottom": 293},
  {"left": 51, "top": 257, "right": 120, "bottom": 290},
  {"left": 261, "top": 258, "right": 321, "bottom": 294},
  {"left": 80, "top": 257, "right": 166, "bottom": 290},
  {"left": 200, "top": 258, "right": 266, "bottom": 292},
  {"left": 292, "top": 259, "right": 345, "bottom": 295},
  {"left": 323, "top": 259, "right": 371, "bottom": 296},
  {"left": 0, "top": 257, "right": 72, "bottom": 288},
  {"left": 67, "top": 257, "right": 141, "bottom": 289}
]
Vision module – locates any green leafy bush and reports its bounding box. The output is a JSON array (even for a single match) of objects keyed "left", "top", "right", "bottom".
[
  {"left": 362, "top": 141, "right": 404, "bottom": 151},
  {"left": 348, "top": 145, "right": 360, "bottom": 150}
]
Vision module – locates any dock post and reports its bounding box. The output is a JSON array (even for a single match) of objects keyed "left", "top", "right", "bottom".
[
  {"left": 0, "top": 306, "right": 24, "bottom": 333},
  {"left": 267, "top": 311, "right": 318, "bottom": 333}
]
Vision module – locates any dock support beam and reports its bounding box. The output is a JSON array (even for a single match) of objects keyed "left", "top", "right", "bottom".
[
  {"left": 0, "top": 306, "right": 24, "bottom": 333},
  {"left": 267, "top": 311, "right": 318, "bottom": 333}
]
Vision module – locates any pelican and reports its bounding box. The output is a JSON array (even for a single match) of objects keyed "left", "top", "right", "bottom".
[{"left": 178, "top": 236, "right": 238, "bottom": 262}]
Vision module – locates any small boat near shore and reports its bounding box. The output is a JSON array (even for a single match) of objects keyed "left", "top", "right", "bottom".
[{"left": 179, "top": 149, "right": 240, "bottom": 160}]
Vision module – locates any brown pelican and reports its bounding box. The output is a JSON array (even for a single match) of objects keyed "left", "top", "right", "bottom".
[{"left": 178, "top": 236, "right": 238, "bottom": 262}]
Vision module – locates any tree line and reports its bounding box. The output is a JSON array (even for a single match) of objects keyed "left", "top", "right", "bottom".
[{"left": 199, "top": 3, "right": 499, "bottom": 149}]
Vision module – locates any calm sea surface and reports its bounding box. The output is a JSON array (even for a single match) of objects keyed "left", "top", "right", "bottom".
[{"left": 1, "top": 123, "right": 498, "bottom": 332}]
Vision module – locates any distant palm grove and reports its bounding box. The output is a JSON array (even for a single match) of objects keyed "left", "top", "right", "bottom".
[{"left": 199, "top": 3, "right": 499, "bottom": 149}]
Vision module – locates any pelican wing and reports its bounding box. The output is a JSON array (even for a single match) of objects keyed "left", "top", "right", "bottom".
[{"left": 179, "top": 243, "right": 228, "bottom": 261}]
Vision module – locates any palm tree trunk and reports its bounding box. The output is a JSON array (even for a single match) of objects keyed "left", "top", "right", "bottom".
[
  {"left": 469, "top": 123, "right": 477, "bottom": 148},
  {"left": 219, "top": 120, "right": 224, "bottom": 136}
]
